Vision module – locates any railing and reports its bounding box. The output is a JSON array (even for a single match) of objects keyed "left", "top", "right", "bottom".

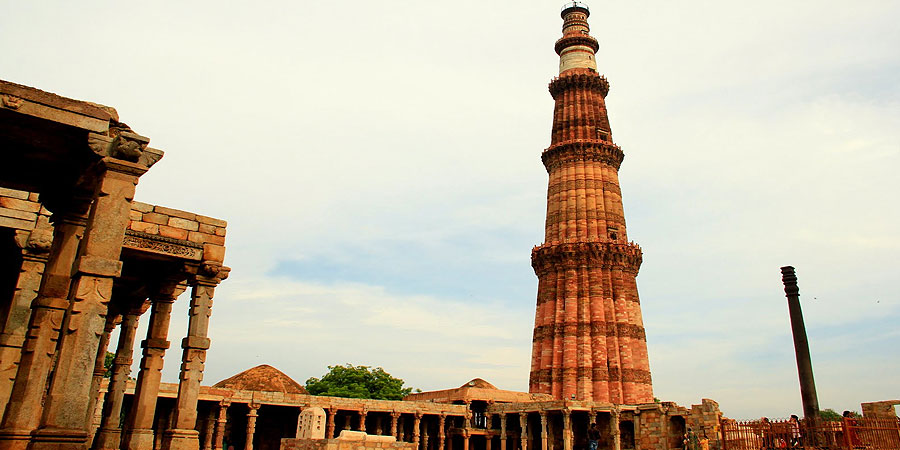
[{"left": 721, "top": 417, "right": 900, "bottom": 450}]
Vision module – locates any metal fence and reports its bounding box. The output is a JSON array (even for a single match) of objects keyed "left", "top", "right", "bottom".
[{"left": 720, "top": 418, "right": 900, "bottom": 450}]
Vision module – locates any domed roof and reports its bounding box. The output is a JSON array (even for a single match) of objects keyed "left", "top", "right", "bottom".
[
  {"left": 213, "top": 364, "right": 307, "bottom": 394},
  {"left": 460, "top": 378, "right": 497, "bottom": 389}
]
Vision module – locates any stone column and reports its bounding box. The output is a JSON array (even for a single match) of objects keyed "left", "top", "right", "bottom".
[
  {"left": 93, "top": 311, "right": 141, "bottom": 450},
  {"left": 500, "top": 413, "right": 507, "bottom": 450},
  {"left": 422, "top": 418, "right": 429, "bottom": 450},
  {"left": 326, "top": 408, "right": 336, "bottom": 439},
  {"left": 375, "top": 415, "right": 383, "bottom": 436},
  {"left": 201, "top": 410, "right": 214, "bottom": 450},
  {"left": 358, "top": 409, "right": 367, "bottom": 432},
  {"left": 87, "top": 312, "right": 118, "bottom": 437},
  {"left": 0, "top": 207, "right": 89, "bottom": 450},
  {"left": 519, "top": 414, "right": 528, "bottom": 450},
  {"left": 462, "top": 430, "right": 470, "bottom": 450},
  {"left": 213, "top": 400, "right": 230, "bottom": 450},
  {"left": 413, "top": 413, "right": 422, "bottom": 448},
  {"left": 161, "top": 264, "right": 228, "bottom": 450},
  {"left": 244, "top": 404, "right": 259, "bottom": 450},
  {"left": 438, "top": 415, "right": 446, "bottom": 450},
  {"left": 0, "top": 227, "right": 50, "bottom": 418},
  {"left": 486, "top": 433, "right": 493, "bottom": 450},
  {"left": 540, "top": 412, "right": 548, "bottom": 450},
  {"left": 122, "top": 281, "right": 186, "bottom": 450},
  {"left": 611, "top": 409, "right": 621, "bottom": 450},
  {"left": 562, "top": 411, "right": 572, "bottom": 450},
  {"left": 30, "top": 159, "right": 148, "bottom": 450},
  {"left": 391, "top": 412, "right": 400, "bottom": 440}
]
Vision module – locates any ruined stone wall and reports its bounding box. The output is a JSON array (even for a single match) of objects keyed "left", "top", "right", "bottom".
[
  {"left": 282, "top": 431, "right": 417, "bottom": 450},
  {"left": 686, "top": 399, "right": 723, "bottom": 450},
  {"left": 861, "top": 400, "right": 900, "bottom": 419},
  {"left": 637, "top": 409, "right": 666, "bottom": 450}
]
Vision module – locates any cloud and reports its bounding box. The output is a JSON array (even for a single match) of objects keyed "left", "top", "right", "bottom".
[{"left": 4, "top": 0, "right": 898, "bottom": 420}]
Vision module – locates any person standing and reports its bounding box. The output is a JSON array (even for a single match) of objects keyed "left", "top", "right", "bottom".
[{"left": 588, "top": 422, "right": 601, "bottom": 450}]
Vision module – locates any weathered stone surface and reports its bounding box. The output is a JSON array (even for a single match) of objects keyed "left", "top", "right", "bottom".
[
  {"left": 167, "top": 217, "right": 199, "bottom": 231},
  {"left": 142, "top": 212, "right": 169, "bottom": 225},
  {"left": 195, "top": 215, "right": 226, "bottom": 228},
  {"left": 0, "top": 198, "right": 40, "bottom": 213},
  {"left": 202, "top": 244, "right": 226, "bottom": 263},
  {"left": 297, "top": 407, "right": 326, "bottom": 439},
  {"left": 129, "top": 221, "right": 159, "bottom": 234},
  {"left": 158, "top": 225, "right": 189, "bottom": 240},
  {"left": 154, "top": 206, "right": 196, "bottom": 221},
  {"left": 0, "top": 207, "right": 37, "bottom": 222},
  {"left": 0, "top": 188, "right": 29, "bottom": 200},
  {"left": 131, "top": 201, "right": 153, "bottom": 213}
]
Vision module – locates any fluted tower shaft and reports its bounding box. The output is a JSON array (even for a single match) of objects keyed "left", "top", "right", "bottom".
[{"left": 529, "top": 2, "right": 653, "bottom": 404}]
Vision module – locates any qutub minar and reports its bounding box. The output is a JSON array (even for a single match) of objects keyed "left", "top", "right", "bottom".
[{"left": 529, "top": 2, "right": 652, "bottom": 404}]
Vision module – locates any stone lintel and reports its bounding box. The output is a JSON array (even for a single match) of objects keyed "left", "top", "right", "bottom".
[
  {"left": 123, "top": 230, "right": 203, "bottom": 261},
  {"left": 0, "top": 80, "right": 113, "bottom": 133}
]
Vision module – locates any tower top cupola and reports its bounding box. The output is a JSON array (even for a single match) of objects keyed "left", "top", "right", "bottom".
[{"left": 556, "top": 2, "right": 600, "bottom": 74}]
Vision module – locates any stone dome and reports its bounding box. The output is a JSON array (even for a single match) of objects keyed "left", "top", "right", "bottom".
[
  {"left": 460, "top": 378, "right": 497, "bottom": 389},
  {"left": 213, "top": 364, "right": 307, "bottom": 394}
]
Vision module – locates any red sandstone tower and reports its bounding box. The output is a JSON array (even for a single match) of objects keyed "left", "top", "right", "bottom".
[{"left": 529, "top": 2, "right": 653, "bottom": 404}]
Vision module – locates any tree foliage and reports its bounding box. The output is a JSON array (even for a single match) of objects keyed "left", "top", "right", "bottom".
[
  {"left": 305, "top": 364, "right": 413, "bottom": 400},
  {"left": 103, "top": 351, "right": 114, "bottom": 378}
]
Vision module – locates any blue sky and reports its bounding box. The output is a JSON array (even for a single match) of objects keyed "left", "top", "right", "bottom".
[{"left": 2, "top": 0, "right": 897, "bottom": 419}]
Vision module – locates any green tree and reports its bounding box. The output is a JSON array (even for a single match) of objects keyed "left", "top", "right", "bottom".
[
  {"left": 819, "top": 408, "right": 859, "bottom": 421},
  {"left": 103, "top": 351, "right": 114, "bottom": 378},
  {"left": 305, "top": 364, "right": 413, "bottom": 400}
]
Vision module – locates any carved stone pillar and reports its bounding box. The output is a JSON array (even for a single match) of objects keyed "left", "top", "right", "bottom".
[
  {"left": 486, "top": 433, "right": 492, "bottom": 450},
  {"left": 438, "top": 415, "right": 446, "bottom": 450},
  {"left": 422, "top": 418, "right": 429, "bottom": 450},
  {"left": 87, "top": 312, "right": 118, "bottom": 438},
  {"left": 611, "top": 409, "right": 621, "bottom": 450},
  {"left": 122, "top": 281, "right": 186, "bottom": 450},
  {"left": 462, "top": 430, "right": 470, "bottom": 450},
  {"left": 93, "top": 311, "right": 141, "bottom": 450},
  {"left": 500, "top": 413, "right": 507, "bottom": 450},
  {"left": 326, "top": 408, "right": 336, "bottom": 439},
  {"left": 161, "top": 265, "right": 228, "bottom": 450},
  {"left": 0, "top": 227, "right": 50, "bottom": 418},
  {"left": 413, "top": 413, "right": 422, "bottom": 447},
  {"left": 390, "top": 412, "right": 400, "bottom": 440},
  {"left": 358, "top": 409, "right": 367, "bottom": 432},
  {"left": 201, "top": 409, "right": 214, "bottom": 450},
  {"left": 375, "top": 415, "right": 383, "bottom": 436},
  {"left": 562, "top": 411, "right": 572, "bottom": 450},
  {"left": 30, "top": 159, "right": 148, "bottom": 450},
  {"left": 213, "top": 400, "right": 230, "bottom": 450},
  {"left": 245, "top": 404, "right": 259, "bottom": 450},
  {"left": 540, "top": 412, "right": 548, "bottom": 450},
  {"left": 519, "top": 413, "right": 528, "bottom": 450},
  {"left": 0, "top": 208, "right": 88, "bottom": 450}
]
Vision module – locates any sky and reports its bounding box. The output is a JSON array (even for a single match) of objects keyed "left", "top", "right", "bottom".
[{"left": 2, "top": 1, "right": 898, "bottom": 420}]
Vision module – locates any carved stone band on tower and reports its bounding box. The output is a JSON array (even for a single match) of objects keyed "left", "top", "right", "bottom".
[{"left": 528, "top": 3, "right": 653, "bottom": 404}]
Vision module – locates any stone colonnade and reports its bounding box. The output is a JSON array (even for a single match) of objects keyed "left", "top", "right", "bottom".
[
  {"left": 0, "top": 236, "right": 229, "bottom": 450},
  {"left": 0, "top": 80, "right": 230, "bottom": 450}
]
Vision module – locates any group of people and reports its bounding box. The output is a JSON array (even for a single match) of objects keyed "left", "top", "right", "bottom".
[
  {"left": 758, "top": 415, "right": 803, "bottom": 449},
  {"left": 681, "top": 427, "right": 710, "bottom": 450}
]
